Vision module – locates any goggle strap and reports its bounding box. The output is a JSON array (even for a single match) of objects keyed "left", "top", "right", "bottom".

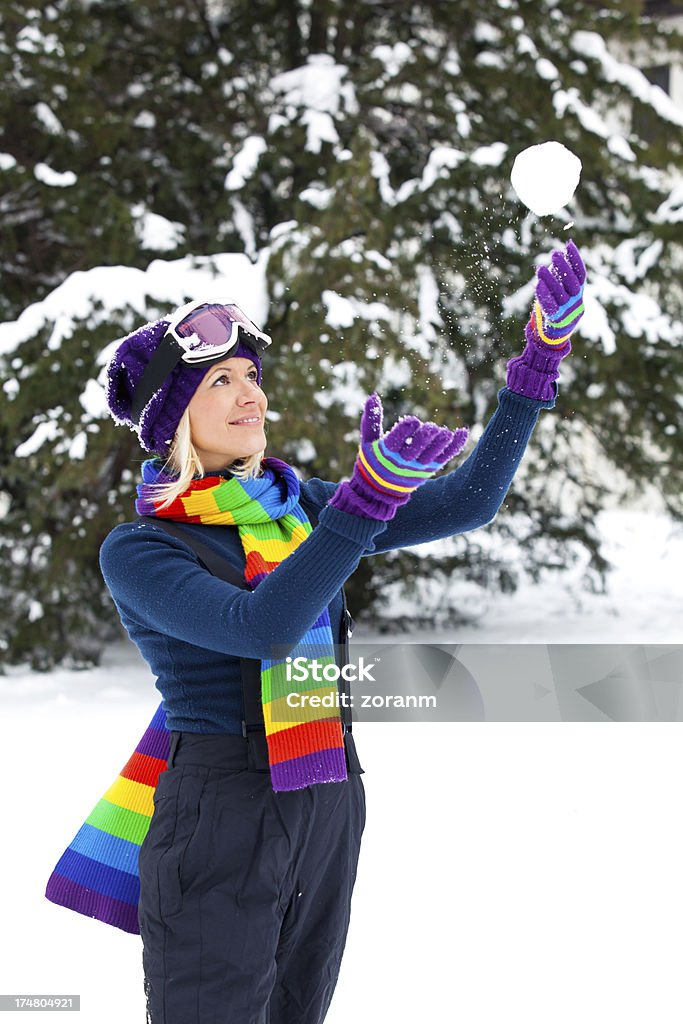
[{"left": 130, "top": 335, "right": 184, "bottom": 425}]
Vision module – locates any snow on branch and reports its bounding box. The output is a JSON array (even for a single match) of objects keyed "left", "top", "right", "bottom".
[{"left": 571, "top": 30, "right": 683, "bottom": 128}]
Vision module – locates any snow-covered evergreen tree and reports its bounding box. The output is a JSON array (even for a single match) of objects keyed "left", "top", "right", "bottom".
[{"left": 1, "top": 0, "right": 681, "bottom": 667}]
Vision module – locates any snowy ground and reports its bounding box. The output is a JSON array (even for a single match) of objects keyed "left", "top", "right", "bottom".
[
  {"left": 367, "top": 508, "right": 683, "bottom": 645},
  {"left": 2, "top": 507, "right": 682, "bottom": 1022}
]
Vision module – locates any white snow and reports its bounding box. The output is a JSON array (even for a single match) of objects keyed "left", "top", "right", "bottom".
[
  {"left": 372, "top": 145, "right": 466, "bottom": 206},
  {"left": 444, "top": 50, "right": 461, "bottom": 76},
  {"left": 132, "top": 110, "right": 156, "bottom": 130},
  {"left": 516, "top": 33, "right": 538, "bottom": 58},
  {"left": 380, "top": 509, "right": 682, "bottom": 645},
  {"left": 314, "top": 359, "right": 367, "bottom": 416},
  {"left": 470, "top": 142, "right": 508, "bottom": 167},
  {"left": 231, "top": 198, "right": 257, "bottom": 259},
  {"left": 0, "top": 252, "right": 270, "bottom": 362},
  {"left": 79, "top": 378, "right": 109, "bottom": 420},
  {"left": 364, "top": 249, "right": 392, "bottom": 271},
  {"left": 67, "top": 431, "right": 88, "bottom": 460},
  {"left": 607, "top": 134, "right": 637, "bottom": 162},
  {"left": 321, "top": 290, "right": 392, "bottom": 332},
  {"left": 299, "top": 184, "right": 335, "bottom": 209},
  {"left": 267, "top": 112, "right": 289, "bottom": 134},
  {"left": 15, "top": 24, "right": 63, "bottom": 56},
  {"left": 390, "top": 82, "right": 421, "bottom": 104},
  {"left": 34, "top": 162, "right": 77, "bottom": 187},
  {"left": 572, "top": 30, "right": 683, "bottom": 128},
  {"left": 536, "top": 58, "right": 559, "bottom": 81},
  {"left": 510, "top": 142, "right": 582, "bottom": 216},
  {"left": 652, "top": 181, "right": 683, "bottom": 224},
  {"left": 371, "top": 42, "right": 414, "bottom": 77},
  {"left": 554, "top": 87, "right": 610, "bottom": 138},
  {"left": 131, "top": 204, "right": 185, "bottom": 252},
  {"left": 2, "top": 508, "right": 682, "bottom": 1023},
  {"left": 0, "top": 152, "right": 17, "bottom": 171},
  {"left": 613, "top": 237, "right": 663, "bottom": 284},
  {"left": 377, "top": 354, "right": 412, "bottom": 393},
  {"left": 474, "top": 22, "right": 503, "bottom": 45},
  {"left": 14, "top": 419, "right": 61, "bottom": 458},
  {"left": 294, "top": 438, "right": 317, "bottom": 462},
  {"left": 270, "top": 55, "right": 356, "bottom": 154},
  {"left": 581, "top": 251, "right": 679, "bottom": 351},
  {"left": 416, "top": 265, "right": 442, "bottom": 341},
  {"left": 322, "top": 291, "right": 355, "bottom": 329},
  {"left": 224, "top": 135, "right": 267, "bottom": 191},
  {"left": 454, "top": 110, "right": 471, "bottom": 137},
  {"left": 581, "top": 287, "right": 616, "bottom": 354},
  {"left": 475, "top": 51, "right": 506, "bottom": 70},
  {"left": 301, "top": 108, "right": 340, "bottom": 152},
  {"left": 34, "top": 101, "right": 64, "bottom": 135},
  {"left": 419, "top": 146, "right": 466, "bottom": 190},
  {"left": 552, "top": 86, "right": 638, "bottom": 166}
]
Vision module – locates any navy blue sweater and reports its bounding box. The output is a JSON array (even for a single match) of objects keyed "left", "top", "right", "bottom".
[{"left": 100, "top": 386, "right": 555, "bottom": 732}]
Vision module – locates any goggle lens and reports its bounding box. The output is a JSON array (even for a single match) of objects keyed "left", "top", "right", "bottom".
[{"left": 175, "top": 308, "right": 227, "bottom": 345}]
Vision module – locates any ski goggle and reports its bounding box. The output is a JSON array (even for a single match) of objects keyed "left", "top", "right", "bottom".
[
  {"left": 164, "top": 300, "right": 272, "bottom": 364},
  {"left": 130, "top": 300, "right": 271, "bottom": 425}
]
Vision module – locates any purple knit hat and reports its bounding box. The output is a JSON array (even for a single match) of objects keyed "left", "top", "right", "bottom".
[{"left": 105, "top": 317, "right": 263, "bottom": 455}]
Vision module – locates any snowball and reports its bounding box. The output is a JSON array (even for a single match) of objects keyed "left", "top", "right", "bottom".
[{"left": 510, "top": 141, "right": 582, "bottom": 216}]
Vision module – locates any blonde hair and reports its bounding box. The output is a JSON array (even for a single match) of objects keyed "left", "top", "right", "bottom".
[{"left": 148, "top": 407, "right": 265, "bottom": 510}]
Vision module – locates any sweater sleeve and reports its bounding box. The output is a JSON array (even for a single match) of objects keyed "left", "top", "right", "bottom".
[
  {"left": 99, "top": 504, "right": 386, "bottom": 660},
  {"left": 302, "top": 384, "right": 556, "bottom": 553}
]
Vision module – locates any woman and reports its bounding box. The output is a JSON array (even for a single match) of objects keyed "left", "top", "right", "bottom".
[{"left": 98, "top": 242, "right": 584, "bottom": 1023}]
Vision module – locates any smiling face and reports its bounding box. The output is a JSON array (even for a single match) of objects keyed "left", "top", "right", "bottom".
[{"left": 187, "top": 356, "right": 267, "bottom": 472}]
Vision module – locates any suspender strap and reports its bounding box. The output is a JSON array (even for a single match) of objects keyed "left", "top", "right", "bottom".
[
  {"left": 136, "top": 514, "right": 354, "bottom": 736},
  {"left": 137, "top": 515, "right": 246, "bottom": 586}
]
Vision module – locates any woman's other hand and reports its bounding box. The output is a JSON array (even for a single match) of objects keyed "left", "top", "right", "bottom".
[{"left": 328, "top": 394, "right": 469, "bottom": 521}]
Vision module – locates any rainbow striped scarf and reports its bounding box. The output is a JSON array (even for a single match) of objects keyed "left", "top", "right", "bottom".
[
  {"left": 135, "top": 455, "right": 347, "bottom": 791},
  {"left": 45, "top": 457, "right": 347, "bottom": 934},
  {"left": 45, "top": 705, "right": 170, "bottom": 933}
]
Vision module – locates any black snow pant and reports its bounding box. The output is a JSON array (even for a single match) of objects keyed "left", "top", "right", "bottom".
[{"left": 138, "top": 729, "right": 366, "bottom": 1024}]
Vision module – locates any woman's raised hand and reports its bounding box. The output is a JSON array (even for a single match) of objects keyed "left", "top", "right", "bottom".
[
  {"left": 506, "top": 240, "right": 587, "bottom": 401},
  {"left": 530, "top": 239, "right": 586, "bottom": 347},
  {"left": 328, "top": 393, "right": 468, "bottom": 521}
]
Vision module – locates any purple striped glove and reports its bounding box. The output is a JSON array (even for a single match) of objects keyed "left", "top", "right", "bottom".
[
  {"left": 506, "top": 240, "right": 586, "bottom": 401},
  {"left": 328, "top": 394, "right": 469, "bottom": 521}
]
